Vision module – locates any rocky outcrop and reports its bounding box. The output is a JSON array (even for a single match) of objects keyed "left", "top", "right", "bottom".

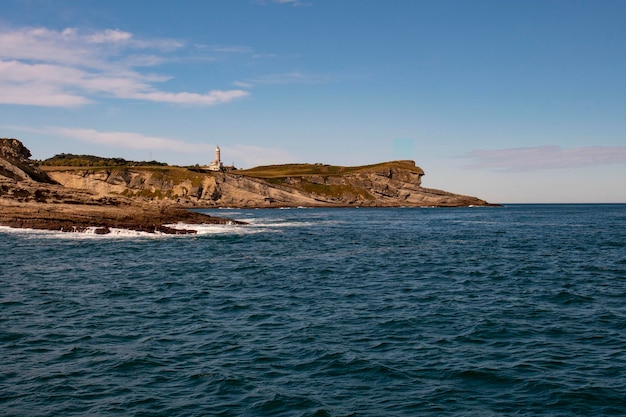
[
  {"left": 0, "top": 138, "right": 57, "bottom": 184},
  {"left": 0, "top": 199, "right": 241, "bottom": 234},
  {"left": 46, "top": 161, "right": 492, "bottom": 207},
  {"left": 0, "top": 139, "right": 243, "bottom": 233},
  {"left": 2, "top": 137, "right": 495, "bottom": 233}
]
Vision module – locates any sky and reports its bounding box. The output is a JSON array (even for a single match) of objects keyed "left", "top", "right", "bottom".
[{"left": 1, "top": 0, "right": 625, "bottom": 203}]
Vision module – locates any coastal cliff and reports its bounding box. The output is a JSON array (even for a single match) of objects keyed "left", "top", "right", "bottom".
[
  {"left": 1, "top": 137, "right": 495, "bottom": 234},
  {"left": 45, "top": 161, "right": 491, "bottom": 208},
  {"left": 0, "top": 139, "right": 243, "bottom": 233}
]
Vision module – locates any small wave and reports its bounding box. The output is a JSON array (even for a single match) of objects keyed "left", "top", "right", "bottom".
[
  {"left": 165, "top": 221, "right": 314, "bottom": 235},
  {"left": 0, "top": 225, "right": 174, "bottom": 239},
  {"left": 238, "top": 218, "right": 320, "bottom": 228},
  {"left": 164, "top": 222, "right": 252, "bottom": 235}
]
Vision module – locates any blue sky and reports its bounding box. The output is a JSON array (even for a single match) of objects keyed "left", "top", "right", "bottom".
[{"left": 1, "top": 0, "right": 625, "bottom": 203}]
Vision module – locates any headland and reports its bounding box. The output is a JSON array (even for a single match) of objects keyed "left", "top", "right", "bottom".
[{"left": 1, "top": 138, "right": 496, "bottom": 233}]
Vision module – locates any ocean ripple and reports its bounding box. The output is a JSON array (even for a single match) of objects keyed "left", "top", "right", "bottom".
[{"left": 1, "top": 205, "right": 626, "bottom": 416}]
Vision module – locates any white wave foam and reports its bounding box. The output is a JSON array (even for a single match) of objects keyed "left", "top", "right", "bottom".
[
  {"left": 166, "top": 219, "right": 322, "bottom": 233},
  {"left": 0, "top": 225, "right": 177, "bottom": 240},
  {"left": 0, "top": 216, "right": 320, "bottom": 240},
  {"left": 163, "top": 222, "right": 255, "bottom": 235},
  {"left": 0, "top": 224, "right": 249, "bottom": 239}
]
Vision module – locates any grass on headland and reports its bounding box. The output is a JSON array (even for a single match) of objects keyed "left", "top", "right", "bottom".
[{"left": 237, "top": 160, "right": 420, "bottom": 179}]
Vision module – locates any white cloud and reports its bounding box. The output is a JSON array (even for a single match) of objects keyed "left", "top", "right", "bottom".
[
  {"left": 232, "top": 81, "right": 254, "bottom": 88},
  {"left": 256, "top": 0, "right": 312, "bottom": 6},
  {"left": 210, "top": 45, "right": 253, "bottom": 54},
  {"left": 0, "top": 27, "right": 154, "bottom": 68},
  {"left": 235, "top": 71, "right": 331, "bottom": 86},
  {"left": 252, "top": 53, "right": 278, "bottom": 59},
  {"left": 50, "top": 127, "right": 295, "bottom": 168},
  {"left": 464, "top": 145, "right": 626, "bottom": 172},
  {"left": 0, "top": 83, "right": 90, "bottom": 107},
  {"left": 54, "top": 127, "right": 213, "bottom": 153},
  {"left": 131, "top": 90, "right": 249, "bottom": 105},
  {"left": 0, "top": 59, "right": 249, "bottom": 106},
  {"left": 227, "top": 144, "right": 297, "bottom": 168},
  {"left": 3, "top": 123, "right": 296, "bottom": 167},
  {"left": 0, "top": 27, "right": 248, "bottom": 107},
  {"left": 87, "top": 28, "right": 133, "bottom": 44}
]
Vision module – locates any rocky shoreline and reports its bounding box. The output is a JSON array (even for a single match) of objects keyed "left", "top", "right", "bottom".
[
  {"left": 0, "top": 200, "right": 243, "bottom": 235},
  {"left": 0, "top": 138, "right": 244, "bottom": 234},
  {"left": 45, "top": 160, "right": 493, "bottom": 209},
  {"left": 1, "top": 137, "right": 496, "bottom": 234}
]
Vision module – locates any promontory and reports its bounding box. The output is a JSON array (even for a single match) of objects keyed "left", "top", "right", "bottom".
[
  {"left": 1, "top": 138, "right": 496, "bottom": 233},
  {"left": 0, "top": 139, "right": 244, "bottom": 234}
]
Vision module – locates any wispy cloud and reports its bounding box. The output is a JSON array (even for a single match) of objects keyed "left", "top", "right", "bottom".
[
  {"left": 211, "top": 45, "right": 253, "bottom": 54},
  {"left": 464, "top": 145, "right": 626, "bottom": 172},
  {"left": 51, "top": 127, "right": 295, "bottom": 167},
  {"left": 0, "top": 27, "right": 248, "bottom": 107},
  {"left": 256, "top": 0, "right": 312, "bottom": 6},
  {"left": 232, "top": 81, "right": 254, "bottom": 88},
  {"left": 252, "top": 53, "right": 278, "bottom": 59},
  {"left": 87, "top": 28, "right": 133, "bottom": 44},
  {"left": 227, "top": 144, "right": 297, "bottom": 168},
  {"left": 235, "top": 71, "right": 331, "bottom": 87},
  {"left": 3, "top": 124, "right": 296, "bottom": 167},
  {"left": 53, "top": 127, "right": 214, "bottom": 153}
]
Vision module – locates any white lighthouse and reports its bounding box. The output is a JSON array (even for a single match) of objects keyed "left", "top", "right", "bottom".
[{"left": 207, "top": 145, "right": 224, "bottom": 171}]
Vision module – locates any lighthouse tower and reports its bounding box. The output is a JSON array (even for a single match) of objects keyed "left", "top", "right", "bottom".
[{"left": 207, "top": 145, "right": 224, "bottom": 171}]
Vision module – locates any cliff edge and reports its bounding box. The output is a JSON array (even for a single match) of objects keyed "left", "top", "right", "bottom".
[
  {"left": 0, "top": 139, "right": 243, "bottom": 233},
  {"left": 45, "top": 160, "right": 493, "bottom": 208},
  {"left": 1, "top": 137, "right": 496, "bottom": 235}
]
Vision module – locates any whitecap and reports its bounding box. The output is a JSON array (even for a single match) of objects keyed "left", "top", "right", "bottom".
[
  {"left": 0, "top": 225, "right": 175, "bottom": 240},
  {"left": 163, "top": 222, "right": 256, "bottom": 236}
]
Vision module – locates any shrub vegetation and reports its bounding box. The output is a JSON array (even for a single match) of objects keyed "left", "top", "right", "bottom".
[{"left": 39, "top": 153, "right": 168, "bottom": 167}]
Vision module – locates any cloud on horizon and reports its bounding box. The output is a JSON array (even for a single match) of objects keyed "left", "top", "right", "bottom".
[
  {"left": 464, "top": 145, "right": 626, "bottom": 172},
  {"left": 0, "top": 27, "right": 248, "bottom": 107},
  {"left": 53, "top": 127, "right": 213, "bottom": 153},
  {"left": 49, "top": 127, "right": 295, "bottom": 168},
  {"left": 2, "top": 124, "right": 297, "bottom": 167}
]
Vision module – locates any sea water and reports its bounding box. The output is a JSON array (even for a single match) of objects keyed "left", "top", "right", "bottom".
[{"left": 1, "top": 205, "right": 625, "bottom": 416}]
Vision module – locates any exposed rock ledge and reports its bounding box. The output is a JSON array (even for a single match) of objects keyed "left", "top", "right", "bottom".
[
  {"left": 1, "top": 137, "right": 497, "bottom": 233},
  {"left": 0, "top": 199, "right": 241, "bottom": 234},
  {"left": 45, "top": 162, "right": 495, "bottom": 208},
  {"left": 0, "top": 138, "right": 244, "bottom": 234}
]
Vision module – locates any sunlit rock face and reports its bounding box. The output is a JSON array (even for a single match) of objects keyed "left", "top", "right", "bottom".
[
  {"left": 47, "top": 159, "right": 491, "bottom": 208},
  {"left": 0, "top": 139, "right": 242, "bottom": 233},
  {"left": 0, "top": 138, "right": 57, "bottom": 184}
]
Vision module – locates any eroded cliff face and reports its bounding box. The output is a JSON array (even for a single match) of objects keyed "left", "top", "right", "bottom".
[
  {"left": 46, "top": 162, "right": 491, "bottom": 207},
  {"left": 0, "top": 139, "right": 242, "bottom": 233},
  {"left": 0, "top": 138, "right": 57, "bottom": 184},
  {"left": 2, "top": 137, "right": 492, "bottom": 209},
  {"left": 0, "top": 138, "right": 74, "bottom": 203}
]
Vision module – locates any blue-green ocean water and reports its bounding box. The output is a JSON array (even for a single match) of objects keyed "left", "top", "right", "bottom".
[{"left": 1, "top": 205, "right": 625, "bottom": 416}]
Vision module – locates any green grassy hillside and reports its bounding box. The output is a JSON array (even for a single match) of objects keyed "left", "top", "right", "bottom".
[
  {"left": 238, "top": 160, "right": 421, "bottom": 179},
  {"left": 39, "top": 153, "right": 168, "bottom": 167}
]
